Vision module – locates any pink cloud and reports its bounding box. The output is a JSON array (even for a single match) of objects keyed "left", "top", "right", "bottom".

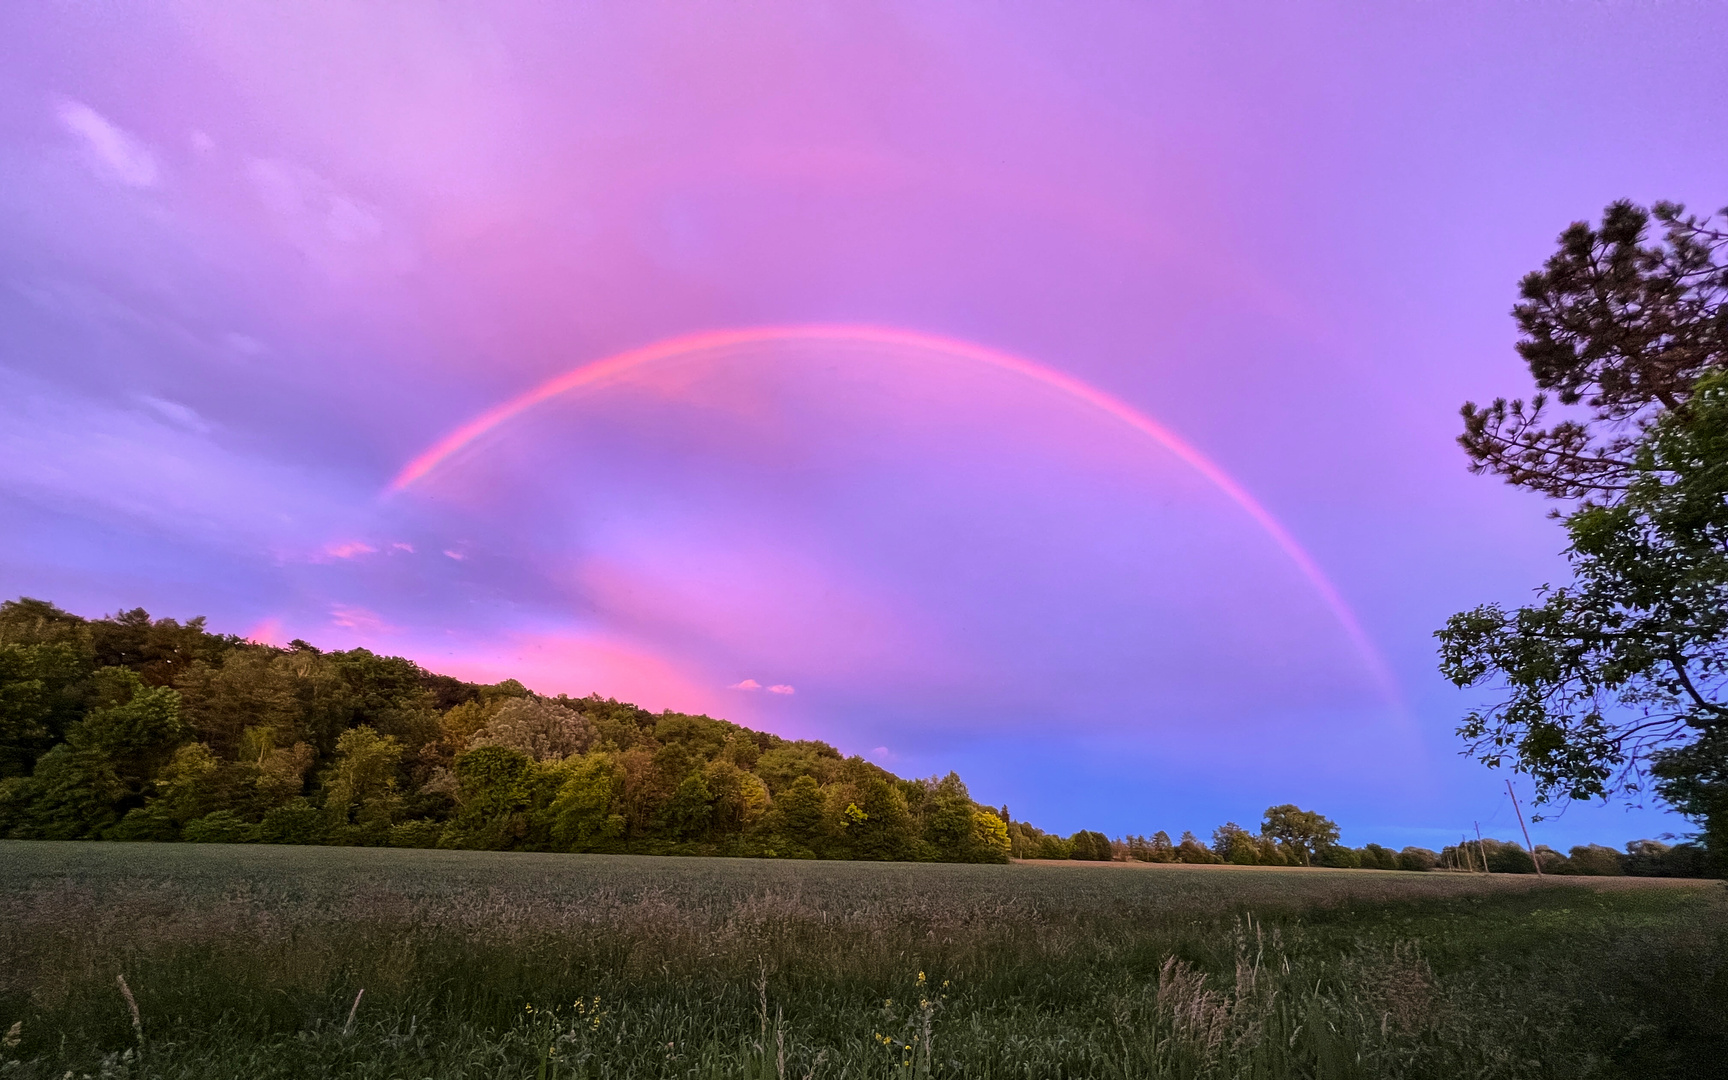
[
  {"left": 324, "top": 540, "right": 377, "bottom": 559},
  {"left": 443, "top": 549, "right": 466, "bottom": 560},
  {"left": 430, "top": 630, "right": 721, "bottom": 717},
  {"left": 728, "top": 678, "right": 761, "bottom": 691},
  {"left": 766, "top": 684, "right": 795, "bottom": 695},
  {"left": 243, "top": 616, "right": 284, "bottom": 646},
  {"left": 392, "top": 541, "right": 414, "bottom": 552}
]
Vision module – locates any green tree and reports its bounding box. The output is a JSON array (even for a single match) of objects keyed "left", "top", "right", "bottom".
[
  {"left": 1174, "top": 831, "right": 1217, "bottom": 864},
  {"left": 445, "top": 744, "right": 533, "bottom": 849},
  {"left": 842, "top": 775, "right": 916, "bottom": 860},
  {"left": 0, "top": 642, "right": 88, "bottom": 777},
  {"left": 772, "top": 775, "right": 826, "bottom": 844},
  {"left": 1442, "top": 201, "right": 1728, "bottom": 861},
  {"left": 922, "top": 772, "right": 978, "bottom": 861},
  {"left": 1, "top": 669, "right": 185, "bottom": 838},
  {"left": 547, "top": 752, "right": 625, "bottom": 848},
  {"left": 1068, "top": 830, "right": 1113, "bottom": 861},
  {"left": 470, "top": 697, "right": 596, "bottom": 762},
  {"left": 660, "top": 771, "right": 715, "bottom": 841},
  {"left": 703, "top": 759, "right": 768, "bottom": 835},
  {"left": 1459, "top": 200, "right": 1727, "bottom": 499},
  {"left": 1147, "top": 830, "right": 1175, "bottom": 862},
  {"left": 1211, "top": 822, "right": 1261, "bottom": 865},
  {"left": 2, "top": 745, "right": 123, "bottom": 839},
  {"left": 133, "top": 742, "right": 225, "bottom": 836},
  {"left": 969, "top": 809, "right": 1011, "bottom": 863},
  {"left": 1259, "top": 805, "right": 1339, "bottom": 866},
  {"left": 322, "top": 726, "right": 404, "bottom": 843},
  {"left": 1441, "top": 372, "right": 1728, "bottom": 828}
]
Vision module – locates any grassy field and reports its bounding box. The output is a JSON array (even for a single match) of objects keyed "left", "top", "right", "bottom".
[{"left": 1, "top": 843, "right": 1724, "bottom": 1079}]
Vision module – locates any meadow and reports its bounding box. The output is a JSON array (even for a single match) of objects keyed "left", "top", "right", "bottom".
[{"left": 1, "top": 842, "right": 1723, "bottom": 1080}]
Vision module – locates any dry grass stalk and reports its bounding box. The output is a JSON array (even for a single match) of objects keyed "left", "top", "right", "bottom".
[
  {"left": 343, "top": 988, "right": 365, "bottom": 1035},
  {"left": 1156, "top": 956, "right": 1230, "bottom": 1057},
  {"left": 115, "top": 973, "right": 143, "bottom": 1053}
]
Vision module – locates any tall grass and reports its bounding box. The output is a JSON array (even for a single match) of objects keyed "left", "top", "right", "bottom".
[{"left": 0, "top": 842, "right": 1723, "bottom": 1079}]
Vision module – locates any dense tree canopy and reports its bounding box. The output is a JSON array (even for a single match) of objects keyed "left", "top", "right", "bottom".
[
  {"left": 0, "top": 598, "right": 1017, "bottom": 862},
  {"left": 1459, "top": 200, "right": 1727, "bottom": 500}
]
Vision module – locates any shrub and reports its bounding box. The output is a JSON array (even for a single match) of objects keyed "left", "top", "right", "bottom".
[
  {"left": 1568, "top": 844, "right": 1624, "bottom": 876},
  {"left": 1624, "top": 839, "right": 1711, "bottom": 877},
  {"left": 1534, "top": 846, "right": 1573, "bottom": 874},
  {"left": 387, "top": 820, "right": 443, "bottom": 848},
  {"left": 260, "top": 799, "right": 328, "bottom": 845},
  {"left": 182, "top": 810, "right": 260, "bottom": 843},
  {"left": 1482, "top": 839, "right": 1535, "bottom": 874},
  {"left": 1396, "top": 846, "right": 1438, "bottom": 872},
  {"left": 111, "top": 804, "right": 177, "bottom": 841},
  {"left": 1317, "top": 844, "right": 1361, "bottom": 868},
  {"left": 1361, "top": 843, "right": 1397, "bottom": 870}
]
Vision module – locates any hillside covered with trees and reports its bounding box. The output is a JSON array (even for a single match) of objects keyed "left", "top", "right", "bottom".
[
  {"left": 1, "top": 596, "right": 1702, "bottom": 873},
  {"left": 0, "top": 598, "right": 1018, "bottom": 861}
]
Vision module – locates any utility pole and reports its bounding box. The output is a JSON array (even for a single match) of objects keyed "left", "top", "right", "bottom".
[
  {"left": 1474, "top": 821, "right": 1490, "bottom": 873},
  {"left": 1506, "top": 780, "right": 1543, "bottom": 876}
]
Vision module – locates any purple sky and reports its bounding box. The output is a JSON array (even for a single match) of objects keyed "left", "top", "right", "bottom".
[{"left": 3, "top": 3, "right": 1725, "bottom": 850}]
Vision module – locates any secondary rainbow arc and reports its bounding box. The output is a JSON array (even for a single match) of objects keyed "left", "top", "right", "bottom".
[{"left": 388, "top": 324, "right": 1399, "bottom": 701}]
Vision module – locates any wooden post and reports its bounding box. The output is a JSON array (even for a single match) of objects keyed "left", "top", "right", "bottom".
[
  {"left": 1474, "top": 822, "right": 1492, "bottom": 873},
  {"left": 1507, "top": 780, "right": 1543, "bottom": 876}
]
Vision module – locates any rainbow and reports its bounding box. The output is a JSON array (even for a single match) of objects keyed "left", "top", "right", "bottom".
[{"left": 389, "top": 324, "right": 1397, "bottom": 699}]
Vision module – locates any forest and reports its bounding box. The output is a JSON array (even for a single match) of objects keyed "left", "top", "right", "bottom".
[{"left": 0, "top": 596, "right": 1699, "bottom": 873}]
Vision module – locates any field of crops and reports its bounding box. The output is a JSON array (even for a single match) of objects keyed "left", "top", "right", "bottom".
[{"left": 1, "top": 842, "right": 1723, "bottom": 1079}]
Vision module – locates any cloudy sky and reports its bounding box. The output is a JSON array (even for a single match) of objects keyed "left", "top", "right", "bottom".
[{"left": 3, "top": 2, "right": 1724, "bottom": 848}]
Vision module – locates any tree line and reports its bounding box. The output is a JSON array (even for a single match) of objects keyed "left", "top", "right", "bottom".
[
  {"left": 0, "top": 596, "right": 1697, "bottom": 870},
  {"left": 1013, "top": 802, "right": 1704, "bottom": 876}
]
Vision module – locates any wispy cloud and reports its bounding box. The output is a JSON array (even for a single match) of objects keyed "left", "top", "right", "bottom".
[
  {"left": 727, "top": 678, "right": 761, "bottom": 691},
  {"left": 329, "top": 605, "right": 387, "bottom": 632},
  {"left": 139, "top": 396, "right": 210, "bottom": 435},
  {"left": 323, "top": 540, "right": 377, "bottom": 559},
  {"left": 767, "top": 684, "right": 795, "bottom": 695},
  {"left": 248, "top": 157, "right": 382, "bottom": 243},
  {"left": 55, "top": 99, "right": 157, "bottom": 187}
]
